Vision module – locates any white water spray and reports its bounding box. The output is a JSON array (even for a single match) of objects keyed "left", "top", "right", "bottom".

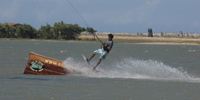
[{"left": 63, "top": 57, "right": 200, "bottom": 83}]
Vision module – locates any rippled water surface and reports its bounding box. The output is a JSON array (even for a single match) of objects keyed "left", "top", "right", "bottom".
[{"left": 0, "top": 40, "right": 200, "bottom": 100}]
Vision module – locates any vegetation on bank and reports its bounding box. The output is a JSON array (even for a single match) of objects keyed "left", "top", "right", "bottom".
[
  {"left": 1, "top": 21, "right": 200, "bottom": 45},
  {"left": 0, "top": 21, "right": 96, "bottom": 40}
]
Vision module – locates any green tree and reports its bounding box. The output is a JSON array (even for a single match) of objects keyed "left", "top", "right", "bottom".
[
  {"left": 0, "top": 21, "right": 94, "bottom": 40},
  {"left": 52, "top": 21, "right": 64, "bottom": 39},
  {"left": 0, "top": 24, "right": 6, "bottom": 38},
  {"left": 86, "top": 27, "right": 97, "bottom": 40},
  {"left": 16, "top": 24, "right": 37, "bottom": 39},
  {"left": 52, "top": 21, "right": 85, "bottom": 40},
  {"left": 0, "top": 24, "right": 16, "bottom": 38},
  {"left": 62, "top": 24, "right": 84, "bottom": 40},
  {"left": 5, "top": 24, "right": 16, "bottom": 38},
  {"left": 38, "top": 24, "right": 53, "bottom": 39}
]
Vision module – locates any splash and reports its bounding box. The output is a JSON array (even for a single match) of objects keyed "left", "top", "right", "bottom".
[
  {"left": 63, "top": 57, "right": 200, "bottom": 83},
  {"left": 63, "top": 57, "right": 96, "bottom": 76}
]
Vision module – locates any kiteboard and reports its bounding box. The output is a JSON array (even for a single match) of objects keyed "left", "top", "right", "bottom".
[
  {"left": 81, "top": 54, "right": 100, "bottom": 72},
  {"left": 82, "top": 54, "right": 90, "bottom": 65}
]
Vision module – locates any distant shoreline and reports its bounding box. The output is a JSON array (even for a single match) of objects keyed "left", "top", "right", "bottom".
[
  {"left": 79, "top": 33, "right": 200, "bottom": 45},
  {"left": 1, "top": 36, "right": 200, "bottom": 45}
]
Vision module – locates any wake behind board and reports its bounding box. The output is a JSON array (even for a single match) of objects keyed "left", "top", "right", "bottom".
[{"left": 81, "top": 54, "right": 100, "bottom": 73}]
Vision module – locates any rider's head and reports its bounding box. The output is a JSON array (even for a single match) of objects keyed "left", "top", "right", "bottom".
[{"left": 108, "top": 34, "right": 114, "bottom": 40}]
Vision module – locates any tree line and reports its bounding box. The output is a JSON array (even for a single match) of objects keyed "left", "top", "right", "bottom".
[{"left": 0, "top": 21, "right": 96, "bottom": 40}]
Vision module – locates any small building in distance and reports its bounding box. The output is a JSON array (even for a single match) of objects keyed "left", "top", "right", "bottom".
[{"left": 3, "top": 23, "right": 22, "bottom": 28}]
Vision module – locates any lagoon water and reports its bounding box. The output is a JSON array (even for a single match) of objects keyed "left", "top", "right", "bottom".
[{"left": 0, "top": 40, "right": 200, "bottom": 100}]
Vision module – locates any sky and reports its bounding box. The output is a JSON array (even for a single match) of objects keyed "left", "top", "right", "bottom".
[{"left": 0, "top": 0, "right": 199, "bottom": 33}]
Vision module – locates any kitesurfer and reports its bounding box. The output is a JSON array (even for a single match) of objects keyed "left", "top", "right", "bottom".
[{"left": 87, "top": 34, "right": 114, "bottom": 70}]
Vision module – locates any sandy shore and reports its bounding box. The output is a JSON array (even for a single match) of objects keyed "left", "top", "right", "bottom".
[
  {"left": 79, "top": 34, "right": 200, "bottom": 45},
  {"left": 135, "top": 42, "right": 200, "bottom": 45},
  {"left": 1, "top": 34, "right": 200, "bottom": 45}
]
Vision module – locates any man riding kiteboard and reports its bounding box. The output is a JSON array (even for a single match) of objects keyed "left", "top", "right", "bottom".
[{"left": 86, "top": 34, "right": 114, "bottom": 70}]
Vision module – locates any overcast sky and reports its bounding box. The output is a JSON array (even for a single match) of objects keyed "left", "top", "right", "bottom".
[{"left": 0, "top": 0, "right": 199, "bottom": 33}]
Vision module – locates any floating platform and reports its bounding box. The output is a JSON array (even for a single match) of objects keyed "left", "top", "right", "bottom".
[{"left": 23, "top": 52, "right": 69, "bottom": 75}]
